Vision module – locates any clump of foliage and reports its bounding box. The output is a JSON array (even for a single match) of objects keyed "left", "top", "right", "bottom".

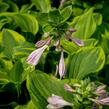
[{"left": 0, "top": 0, "right": 109, "bottom": 109}]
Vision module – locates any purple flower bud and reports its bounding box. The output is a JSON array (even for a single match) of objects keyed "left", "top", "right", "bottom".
[
  {"left": 59, "top": 51, "right": 65, "bottom": 78},
  {"left": 47, "top": 94, "right": 72, "bottom": 109},
  {"left": 89, "top": 97, "right": 109, "bottom": 105},
  {"left": 96, "top": 85, "right": 106, "bottom": 93},
  {"left": 64, "top": 34, "right": 84, "bottom": 47},
  {"left": 64, "top": 84, "right": 75, "bottom": 92},
  {"left": 35, "top": 40, "right": 47, "bottom": 48},
  {"left": 95, "top": 85, "right": 106, "bottom": 96},
  {"left": 99, "top": 97, "right": 109, "bottom": 105},
  {"left": 71, "top": 37, "right": 84, "bottom": 47},
  {"left": 35, "top": 37, "right": 52, "bottom": 48},
  {"left": 68, "top": 28, "right": 76, "bottom": 33},
  {"left": 27, "top": 45, "right": 48, "bottom": 65}
]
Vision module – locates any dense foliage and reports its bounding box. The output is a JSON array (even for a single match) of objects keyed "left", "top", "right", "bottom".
[{"left": 0, "top": 0, "right": 109, "bottom": 109}]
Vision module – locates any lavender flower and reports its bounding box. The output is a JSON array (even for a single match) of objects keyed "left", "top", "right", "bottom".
[
  {"left": 47, "top": 94, "right": 72, "bottom": 109},
  {"left": 27, "top": 45, "right": 48, "bottom": 65},
  {"left": 59, "top": 51, "right": 65, "bottom": 78}
]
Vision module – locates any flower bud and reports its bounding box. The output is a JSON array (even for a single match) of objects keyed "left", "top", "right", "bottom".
[{"left": 59, "top": 51, "right": 65, "bottom": 78}]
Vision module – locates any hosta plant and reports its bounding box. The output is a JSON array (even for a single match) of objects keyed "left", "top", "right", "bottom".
[{"left": 0, "top": 0, "right": 109, "bottom": 109}]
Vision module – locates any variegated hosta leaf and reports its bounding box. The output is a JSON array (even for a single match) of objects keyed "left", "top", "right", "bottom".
[
  {"left": 1, "top": 29, "right": 25, "bottom": 58},
  {"left": 60, "top": 5, "right": 72, "bottom": 23},
  {"left": 67, "top": 47, "right": 105, "bottom": 79},
  {"left": 31, "top": 0, "right": 51, "bottom": 13},
  {"left": 71, "top": 8, "right": 97, "bottom": 39},
  {"left": 13, "top": 14, "right": 39, "bottom": 35},
  {"left": 0, "top": 13, "right": 39, "bottom": 35},
  {"left": 27, "top": 70, "right": 73, "bottom": 109}
]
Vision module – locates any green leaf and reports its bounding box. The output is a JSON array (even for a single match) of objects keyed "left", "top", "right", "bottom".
[
  {"left": 0, "top": 79, "right": 9, "bottom": 88},
  {"left": 14, "top": 101, "right": 36, "bottom": 109},
  {"left": 93, "top": 13, "right": 102, "bottom": 26},
  {"left": 1, "top": 29, "right": 25, "bottom": 58},
  {"left": 42, "top": 24, "right": 52, "bottom": 32},
  {"left": 101, "top": 30, "right": 109, "bottom": 54},
  {"left": 0, "top": 58, "right": 13, "bottom": 79},
  {"left": 0, "top": 18, "right": 10, "bottom": 30},
  {"left": 0, "top": 71, "right": 8, "bottom": 79},
  {"left": 31, "top": 0, "right": 51, "bottom": 13},
  {"left": 0, "top": 2, "right": 9, "bottom": 12},
  {"left": 68, "top": 47, "right": 105, "bottom": 79},
  {"left": 27, "top": 70, "right": 73, "bottom": 109},
  {"left": 8, "top": 60, "right": 24, "bottom": 83},
  {"left": 0, "top": 57, "right": 13, "bottom": 70},
  {"left": 71, "top": 8, "right": 96, "bottom": 39},
  {"left": 48, "top": 10, "right": 63, "bottom": 25},
  {"left": 37, "top": 13, "right": 48, "bottom": 26},
  {"left": 0, "top": 13, "right": 38, "bottom": 34},
  {"left": 84, "top": 38, "right": 98, "bottom": 47},
  {"left": 20, "top": 4, "right": 33, "bottom": 13},
  {"left": 13, "top": 42, "right": 35, "bottom": 59},
  {"left": 60, "top": 6, "right": 72, "bottom": 23},
  {"left": 61, "top": 39, "right": 80, "bottom": 54},
  {"left": 13, "top": 14, "right": 39, "bottom": 34},
  {"left": 6, "top": 0, "right": 19, "bottom": 12}
]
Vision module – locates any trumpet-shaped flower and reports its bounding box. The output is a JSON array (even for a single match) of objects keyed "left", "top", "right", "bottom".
[
  {"left": 27, "top": 45, "right": 48, "bottom": 65},
  {"left": 59, "top": 51, "right": 65, "bottom": 78},
  {"left": 47, "top": 94, "right": 72, "bottom": 109}
]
